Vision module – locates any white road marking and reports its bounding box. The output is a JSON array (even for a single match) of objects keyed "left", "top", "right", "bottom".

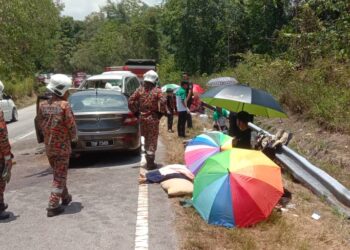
[
  {"left": 10, "top": 130, "right": 35, "bottom": 144},
  {"left": 135, "top": 137, "right": 149, "bottom": 250}
]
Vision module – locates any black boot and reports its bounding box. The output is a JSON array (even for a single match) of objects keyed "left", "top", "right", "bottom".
[
  {"left": 62, "top": 194, "right": 72, "bottom": 206},
  {"left": 146, "top": 154, "right": 157, "bottom": 170},
  {"left": 0, "top": 203, "right": 8, "bottom": 212},
  {"left": 0, "top": 211, "right": 10, "bottom": 220},
  {"left": 47, "top": 206, "right": 65, "bottom": 217}
]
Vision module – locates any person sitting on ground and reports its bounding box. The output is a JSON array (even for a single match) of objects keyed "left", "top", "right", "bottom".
[
  {"left": 231, "top": 111, "right": 253, "bottom": 149},
  {"left": 213, "top": 107, "right": 229, "bottom": 132}
]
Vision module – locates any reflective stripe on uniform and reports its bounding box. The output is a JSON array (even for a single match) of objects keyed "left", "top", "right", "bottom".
[{"left": 51, "top": 187, "right": 63, "bottom": 194}]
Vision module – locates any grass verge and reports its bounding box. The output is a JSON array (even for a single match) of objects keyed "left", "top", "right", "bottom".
[{"left": 159, "top": 115, "right": 350, "bottom": 250}]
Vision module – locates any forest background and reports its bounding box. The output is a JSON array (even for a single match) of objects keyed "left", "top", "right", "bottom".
[{"left": 0, "top": 0, "right": 349, "bottom": 133}]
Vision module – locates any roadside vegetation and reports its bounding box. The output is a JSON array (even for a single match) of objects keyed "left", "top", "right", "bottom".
[
  {"left": 1, "top": 1, "right": 349, "bottom": 135},
  {"left": 159, "top": 117, "right": 350, "bottom": 250}
]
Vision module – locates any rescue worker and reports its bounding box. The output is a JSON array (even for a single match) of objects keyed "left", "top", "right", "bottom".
[
  {"left": 37, "top": 74, "right": 78, "bottom": 217},
  {"left": 128, "top": 70, "right": 166, "bottom": 170},
  {"left": 0, "top": 106, "right": 13, "bottom": 220}
]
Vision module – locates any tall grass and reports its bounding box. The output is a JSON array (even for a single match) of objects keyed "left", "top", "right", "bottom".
[
  {"left": 232, "top": 53, "right": 350, "bottom": 133},
  {"left": 2, "top": 77, "right": 35, "bottom": 100}
]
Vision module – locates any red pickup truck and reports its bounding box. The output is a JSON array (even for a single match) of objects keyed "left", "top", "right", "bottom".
[{"left": 105, "top": 59, "right": 156, "bottom": 82}]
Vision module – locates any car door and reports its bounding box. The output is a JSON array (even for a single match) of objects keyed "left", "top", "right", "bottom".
[
  {"left": 131, "top": 77, "right": 140, "bottom": 94},
  {"left": 0, "top": 92, "right": 11, "bottom": 121}
]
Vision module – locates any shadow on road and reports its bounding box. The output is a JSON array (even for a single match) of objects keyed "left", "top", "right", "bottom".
[
  {"left": 0, "top": 212, "right": 19, "bottom": 223},
  {"left": 24, "top": 167, "right": 52, "bottom": 178},
  {"left": 69, "top": 151, "right": 141, "bottom": 169},
  {"left": 64, "top": 202, "right": 83, "bottom": 215}
]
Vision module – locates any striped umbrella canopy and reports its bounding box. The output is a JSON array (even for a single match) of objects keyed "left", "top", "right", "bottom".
[
  {"left": 193, "top": 148, "right": 284, "bottom": 228},
  {"left": 185, "top": 131, "right": 233, "bottom": 175},
  {"left": 161, "top": 83, "right": 180, "bottom": 93},
  {"left": 201, "top": 84, "right": 287, "bottom": 118},
  {"left": 207, "top": 77, "right": 238, "bottom": 87}
]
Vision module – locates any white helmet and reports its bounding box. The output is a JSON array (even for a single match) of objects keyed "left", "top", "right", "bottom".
[
  {"left": 0, "top": 80, "right": 4, "bottom": 92},
  {"left": 143, "top": 70, "right": 158, "bottom": 84},
  {"left": 46, "top": 74, "right": 72, "bottom": 97}
]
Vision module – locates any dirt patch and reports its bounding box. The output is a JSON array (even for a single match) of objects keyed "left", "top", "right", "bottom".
[
  {"left": 159, "top": 114, "right": 350, "bottom": 250},
  {"left": 15, "top": 95, "right": 36, "bottom": 109}
]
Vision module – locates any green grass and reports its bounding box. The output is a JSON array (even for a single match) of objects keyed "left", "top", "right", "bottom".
[
  {"left": 232, "top": 54, "right": 350, "bottom": 134},
  {"left": 188, "top": 53, "right": 350, "bottom": 134},
  {"left": 3, "top": 77, "right": 35, "bottom": 101}
]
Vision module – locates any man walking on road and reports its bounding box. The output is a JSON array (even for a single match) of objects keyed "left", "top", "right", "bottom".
[
  {"left": 37, "top": 74, "right": 77, "bottom": 217},
  {"left": 128, "top": 70, "right": 166, "bottom": 170},
  {"left": 0, "top": 108, "right": 13, "bottom": 220}
]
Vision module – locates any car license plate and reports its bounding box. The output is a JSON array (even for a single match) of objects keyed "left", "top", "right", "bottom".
[{"left": 86, "top": 140, "right": 113, "bottom": 147}]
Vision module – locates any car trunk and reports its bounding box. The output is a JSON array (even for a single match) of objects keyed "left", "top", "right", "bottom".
[{"left": 75, "top": 113, "right": 125, "bottom": 132}]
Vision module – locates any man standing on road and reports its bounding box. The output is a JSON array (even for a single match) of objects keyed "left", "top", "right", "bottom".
[
  {"left": 0, "top": 108, "right": 13, "bottom": 220},
  {"left": 183, "top": 73, "right": 193, "bottom": 129},
  {"left": 176, "top": 80, "right": 190, "bottom": 138},
  {"left": 128, "top": 70, "right": 166, "bottom": 170},
  {"left": 37, "top": 74, "right": 77, "bottom": 217}
]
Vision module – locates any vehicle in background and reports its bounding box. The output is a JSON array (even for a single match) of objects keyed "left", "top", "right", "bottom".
[
  {"left": 105, "top": 59, "right": 156, "bottom": 83},
  {"left": 78, "top": 71, "right": 140, "bottom": 97},
  {"left": 73, "top": 71, "right": 87, "bottom": 88},
  {"left": 0, "top": 93, "right": 18, "bottom": 122},
  {"left": 0, "top": 81, "right": 18, "bottom": 122},
  {"left": 69, "top": 89, "right": 141, "bottom": 155},
  {"left": 36, "top": 73, "right": 53, "bottom": 84}
]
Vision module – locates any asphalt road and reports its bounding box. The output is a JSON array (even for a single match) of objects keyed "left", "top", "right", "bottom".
[{"left": 0, "top": 105, "right": 178, "bottom": 250}]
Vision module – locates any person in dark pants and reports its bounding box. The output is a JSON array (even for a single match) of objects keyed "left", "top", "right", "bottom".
[
  {"left": 183, "top": 72, "right": 193, "bottom": 128},
  {"left": 176, "top": 80, "right": 189, "bottom": 137},
  {"left": 0, "top": 108, "right": 13, "bottom": 220},
  {"left": 166, "top": 88, "right": 176, "bottom": 132}
]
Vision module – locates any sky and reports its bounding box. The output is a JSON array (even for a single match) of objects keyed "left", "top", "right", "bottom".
[{"left": 61, "top": 0, "right": 162, "bottom": 20}]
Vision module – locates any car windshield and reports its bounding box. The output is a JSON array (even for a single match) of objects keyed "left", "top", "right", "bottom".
[
  {"left": 70, "top": 93, "right": 127, "bottom": 112},
  {"left": 84, "top": 79, "right": 123, "bottom": 89}
]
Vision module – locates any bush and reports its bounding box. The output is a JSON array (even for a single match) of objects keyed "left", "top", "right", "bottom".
[
  {"left": 2, "top": 77, "right": 35, "bottom": 101},
  {"left": 231, "top": 54, "right": 350, "bottom": 133}
]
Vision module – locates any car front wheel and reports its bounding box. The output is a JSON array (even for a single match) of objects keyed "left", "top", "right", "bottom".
[{"left": 12, "top": 108, "right": 18, "bottom": 122}]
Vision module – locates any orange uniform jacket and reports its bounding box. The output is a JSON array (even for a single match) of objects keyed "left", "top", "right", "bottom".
[
  {"left": 0, "top": 110, "right": 11, "bottom": 160},
  {"left": 38, "top": 98, "right": 77, "bottom": 157}
]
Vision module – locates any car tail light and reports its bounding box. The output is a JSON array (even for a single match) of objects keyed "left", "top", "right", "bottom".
[{"left": 123, "top": 112, "right": 138, "bottom": 126}]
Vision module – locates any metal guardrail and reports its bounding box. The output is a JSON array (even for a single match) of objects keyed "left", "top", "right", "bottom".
[{"left": 249, "top": 122, "right": 350, "bottom": 218}]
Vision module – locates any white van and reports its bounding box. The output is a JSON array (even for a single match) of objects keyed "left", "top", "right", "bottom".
[{"left": 78, "top": 71, "right": 141, "bottom": 97}]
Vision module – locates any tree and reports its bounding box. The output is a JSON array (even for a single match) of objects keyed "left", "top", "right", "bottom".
[
  {"left": 0, "top": 0, "right": 60, "bottom": 77},
  {"left": 162, "top": 0, "right": 227, "bottom": 74}
]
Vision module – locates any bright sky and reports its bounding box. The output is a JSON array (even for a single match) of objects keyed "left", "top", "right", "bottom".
[{"left": 61, "top": 0, "right": 163, "bottom": 20}]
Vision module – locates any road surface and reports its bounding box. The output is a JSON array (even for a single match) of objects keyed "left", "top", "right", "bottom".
[{"left": 0, "top": 105, "right": 178, "bottom": 250}]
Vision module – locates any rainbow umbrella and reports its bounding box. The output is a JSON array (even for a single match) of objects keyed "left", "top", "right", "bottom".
[
  {"left": 193, "top": 148, "right": 283, "bottom": 228},
  {"left": 185, "top": 131, "right": 233, "bottom": 175}
]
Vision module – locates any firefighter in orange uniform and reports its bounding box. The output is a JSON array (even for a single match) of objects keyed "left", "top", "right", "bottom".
[
  {"left": 128, "top": 70, "right": 166, "bottom": 169},
  {"left": 0, "top": 107, "right": 13, "bottom": 220},
  {"left": 37, "top": 74, "right": 77, "bottom": 217}
]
